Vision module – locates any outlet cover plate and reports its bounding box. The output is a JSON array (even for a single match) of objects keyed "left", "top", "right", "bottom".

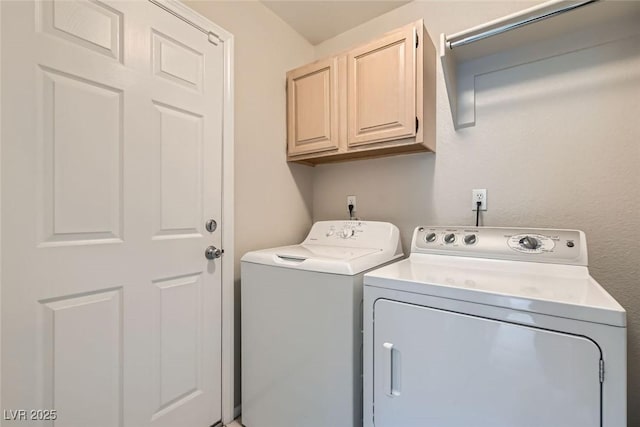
[
  {"left": 472, "top": 189, "right": 487, "bottom": 211},
  {"left": 347, "top": 195, "right": 357, "bottom": 212}
]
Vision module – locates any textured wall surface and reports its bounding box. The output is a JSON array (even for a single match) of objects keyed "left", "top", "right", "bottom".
[
  {"left": 311, "top": 1, "right": 640, "bottom": 423},
  {"left": 185, "top": 0, "right": 315, "bottom": 408},
  {"left": 186, "top": 0, "right": 639, "bottom": 419}
]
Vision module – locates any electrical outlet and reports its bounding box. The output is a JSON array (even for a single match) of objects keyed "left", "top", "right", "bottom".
[
  {"left": 347, "top": 195, "right": 357, "bottom": 213},
  {"left": 472, "top": 189, "right": 487, "bottom": 211}
]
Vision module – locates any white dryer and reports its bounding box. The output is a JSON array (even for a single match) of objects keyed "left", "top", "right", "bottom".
[
  {"left": 363, "top": 226, "right": 626, "bottom": 427},
  {"left": 241, "top": 221, "right": 403, "bottom": 427}
]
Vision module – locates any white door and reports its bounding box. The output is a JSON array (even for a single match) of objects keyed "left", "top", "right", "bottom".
[
  {"left": 373, "top": 300, "right": 601, "bottom": 427},
  {"left": 1, "top": 1, "right": 224, "bottom": 426}
]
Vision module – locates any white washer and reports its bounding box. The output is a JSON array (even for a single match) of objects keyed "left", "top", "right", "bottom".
[
  {"left": 241, "top": 221, "right": 403, "bottom": 427},
  {"left": 363, "top": 226, "right": 626, "bottom": 427}
]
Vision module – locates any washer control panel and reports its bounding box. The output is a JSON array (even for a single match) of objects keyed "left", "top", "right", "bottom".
[
  {"left": 412, "top": 226, "right": 587, "bottom": 266},
  {"left": 321, "top": 222, "right": 361, "bottom": 240},
  {"left": 304, "top": 220, "right": 402, "bottom": 251}
]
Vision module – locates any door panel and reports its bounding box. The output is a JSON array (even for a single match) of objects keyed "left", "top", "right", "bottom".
[
  {"left": 373, "top": 299, "right": 601, "bottom": 427},
  {"left": 347, "top": 25, "right": 416, "bottom": 146},
  {"left": 2, "top": 1, "right": 223, "bottom": 426},
  {"left": 39, "top": 0, "right": 123, "bottom": 60},
  {"left": 152, "top": 101, "right": 204, "bottom": 238},
  {"left": 152, "top": 30, "right": 203, "bottom": 91},
  {"left": 152, "top": 274, "right": 203, "bottom": 416},
  {"left": 41, "top": 289, "right": 122, "bottom": 427},
  {"left": 39, "top": 66, "right": 123, "bottom": 244},
  {"left": 287, "top": 57, "right": 340, "bottom": 156}
]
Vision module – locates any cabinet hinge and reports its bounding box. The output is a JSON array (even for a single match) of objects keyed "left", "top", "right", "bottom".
[
  {"left": 599, "top": 359, "right": 605, "bottom": 383},
  {"left": 416, "top": 32, "right": 419, "bottom": 48},
  {"left": 416, "top": 117, "right": 419, "bottom": 133}
]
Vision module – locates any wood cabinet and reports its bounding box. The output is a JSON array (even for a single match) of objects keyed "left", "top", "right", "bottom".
[
  {"left": 286, "top": 20, "right": 435, "bottom": 165},
  {"left": 286, "top": 57, "right": 341, "bottom": 156},
  {"left": 348, "top": 23, "right": 416, "bottom": 146}
]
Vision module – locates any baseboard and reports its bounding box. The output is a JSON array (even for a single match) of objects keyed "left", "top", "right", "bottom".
[{"left": 233, "top": 404, "right": 242, "bottom": 420}]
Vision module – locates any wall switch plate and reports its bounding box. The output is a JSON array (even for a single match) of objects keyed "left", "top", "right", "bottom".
[
  {"left": 472, "top": 189, "right": 487, "bottom": 211},
  {"left": 347, "top": 195, "right": 357, "bottom": 213}
]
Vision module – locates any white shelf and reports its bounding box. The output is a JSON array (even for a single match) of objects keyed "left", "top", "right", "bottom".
[{"left": 440, "top": 0, "right": 640, "bottom": 129}]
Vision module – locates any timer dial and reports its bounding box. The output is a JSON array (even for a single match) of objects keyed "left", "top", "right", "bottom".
[
  {"left": 508, "top": 234, "right": 555, "bottom": 253},
  {"left": 519, "top": 236, "right": 540, "bottom": 250}
]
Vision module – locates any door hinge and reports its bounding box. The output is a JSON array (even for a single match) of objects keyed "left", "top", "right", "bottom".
[
  {"left": 416, "top": 117, "right": 419, "bottom": 133},
  {"left": 599, "top": 359, "right": 605, "bottom": 383}
]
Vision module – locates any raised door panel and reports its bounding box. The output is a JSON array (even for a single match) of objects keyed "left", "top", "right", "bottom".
[
  {"left": 38, "top": 66, "right": 123, "bottom": 246},
  {"left": 41, "top": 289, "right": 122, "bottom": 427},
  {"left": 373, "top": 299, "right": 601, "bottom": 427},
  {"left": 287, "top": 57, "right": 340, "bottom": 156},
  {"left": 348, "top": 25, "right": 416, "bottom": 146},
  {"left": 151, "top": 274, "right": 204, "bottom": 420},
  {"left": 151, "top": 101, "right": 203, "bottom": 240},
  {"left": 38, "top": 0, "right": 123, "bottom": 61}
]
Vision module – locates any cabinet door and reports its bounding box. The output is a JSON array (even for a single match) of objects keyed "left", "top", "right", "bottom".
[
  {"left": 348, "top": 25, "right": 416, "bottom": 147},
  {"left": 287, "top": 57, "right": 340, "bottom": 156},
  {"left": 373, "top": 299, "right": 601, "bottom": 427}
]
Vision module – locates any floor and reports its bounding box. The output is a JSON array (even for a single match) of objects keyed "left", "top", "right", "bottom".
[{"left": 227, "top": 418, "right": 242, "bottom": 427}]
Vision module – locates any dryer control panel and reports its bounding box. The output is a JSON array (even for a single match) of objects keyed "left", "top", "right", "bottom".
[{"left": 412, "top": 226, "right": 587, "bottom": 266}]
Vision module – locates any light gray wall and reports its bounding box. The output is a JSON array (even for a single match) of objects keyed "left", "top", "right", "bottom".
[
  {"left": 184, "top": 0, "right": 315, "bottom": 409},
  {"left": 312, "top": 1, "right": 640, "bottom": 423}
]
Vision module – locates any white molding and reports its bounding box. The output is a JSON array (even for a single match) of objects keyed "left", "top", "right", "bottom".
[
  {"left": 220, "top": 29, "right": 236, "bottom": 427},
  {"left": 0, "top": 0, "right": 3, "bottom": 413},
  {"left": 149, "top": 1, "right": 235, "bottom": 424}
]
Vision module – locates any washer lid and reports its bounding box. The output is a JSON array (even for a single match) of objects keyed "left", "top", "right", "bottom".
[
  {"left": 364, "top": 254, "right": 626, "bottom": 327},
  {"left": 276, "top": 244, "right": 380, "bottom": 261},
  {"left": 241, "top": 220, "right": 404, "bottom": 275},
  {"left": 242, "top": 244, "right": 387, "bottom": 275}
]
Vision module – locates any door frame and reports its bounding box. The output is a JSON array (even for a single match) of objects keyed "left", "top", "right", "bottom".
[
  {"left": 0, "top": 0, "right": 3, "bottom": 411},
  {"left": 0, "top": 0, "right": 236, "bottom": 424}
]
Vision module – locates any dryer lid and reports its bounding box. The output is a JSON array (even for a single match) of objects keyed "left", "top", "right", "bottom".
[
  {"left": 364, "top": 254, "right": 626, "bottom": 327},
  {"left": 364, "top": 225, "right": 625, "bottom": 326}
]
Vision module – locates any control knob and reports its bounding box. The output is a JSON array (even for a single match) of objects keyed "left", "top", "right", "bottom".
[
  {"left": 519, "top": 236, "right": 540, "bottom": 250},
  {"left": 425, "top": 232, "right": 437, "bottom": 243},
  {"left": 464, "top": 234, "right": 477, "bottom": 245},
  {"left": 444, "top": 233, "right": 456, "bottom": 244},
  {"left": 340, "top": 227, "right": 354, "bottom": 239}
]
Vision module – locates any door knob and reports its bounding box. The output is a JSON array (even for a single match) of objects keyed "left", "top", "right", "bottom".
[{"left": 205, "top": 246, "right": 223, "bottom": 260}]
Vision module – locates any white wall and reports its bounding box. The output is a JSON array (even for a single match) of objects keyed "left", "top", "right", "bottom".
[
  {"left": 312, "top": 1, "right": 640, "bottom": 424},
  {"left": 184, "top": 0, "right": 315, "bottom": 409}
]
